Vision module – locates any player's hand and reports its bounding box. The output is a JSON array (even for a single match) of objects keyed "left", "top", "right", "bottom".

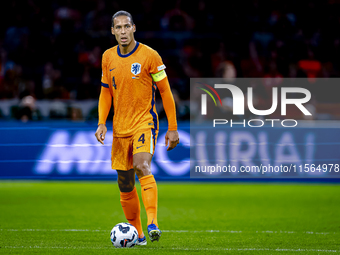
[
  {"left": 165, "top": 130, "right": 179, "bottom": 151},
  {"left": 95, "top": 124, "right": 107, "bottom": 145}
]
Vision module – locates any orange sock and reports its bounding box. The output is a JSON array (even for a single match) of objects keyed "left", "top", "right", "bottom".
[
  {"left": 120, "top": 187, "right": 144, "bottom": 238},
  {"left": 139, "top": 175, "right": 158, "bottom": 227}
]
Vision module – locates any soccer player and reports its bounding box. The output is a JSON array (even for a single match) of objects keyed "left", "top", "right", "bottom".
[{"left": 95, "top": 10, "right": 179, "bottom": 245}]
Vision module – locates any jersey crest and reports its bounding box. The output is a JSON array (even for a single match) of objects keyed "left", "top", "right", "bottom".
[{"left": 131, "top": 63, "right": 141, "bottom": 75}]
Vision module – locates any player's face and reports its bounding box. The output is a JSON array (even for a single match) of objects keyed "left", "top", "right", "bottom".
[{"left": 111, "top": 16, "right": 136, "bottom": 47}]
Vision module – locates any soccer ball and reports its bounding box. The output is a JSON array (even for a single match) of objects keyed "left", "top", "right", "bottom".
[{"left": 110, "top": 222, "right": 138, "bottom": 248}]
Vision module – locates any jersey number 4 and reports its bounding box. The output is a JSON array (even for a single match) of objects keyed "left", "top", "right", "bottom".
[
  {"left": 138, "top": 134, "right": 145, "bottom": 144},
  {"left": 112, "top": 77, "right": 117, "bottom": 89}
]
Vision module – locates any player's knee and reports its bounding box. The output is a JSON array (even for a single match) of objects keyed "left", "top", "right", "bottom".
[
  {"left": 117, "top": 170, "right": 135, "bottom": 192},
  {"left": 134, "top": 163, "right": 151, "bottom": 178},
  {"left": 118, "top": 180, "right": 134, "bottom": 192}
]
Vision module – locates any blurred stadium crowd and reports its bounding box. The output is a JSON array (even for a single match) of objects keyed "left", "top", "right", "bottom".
[{"left": 0, "top": 0, "right": 340, "bottom": 121}]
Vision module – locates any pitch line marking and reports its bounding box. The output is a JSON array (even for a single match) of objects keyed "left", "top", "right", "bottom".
[
  {"left": 3, "top": 246, "right": 339, "bottom": 252},
  {"left": 0, "top": 229, "right": 337, "bottom": 235}
]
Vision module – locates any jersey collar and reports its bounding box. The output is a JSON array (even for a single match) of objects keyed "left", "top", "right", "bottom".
[{"left": 117, "top": 41, "right": 140, "bottom": 58}]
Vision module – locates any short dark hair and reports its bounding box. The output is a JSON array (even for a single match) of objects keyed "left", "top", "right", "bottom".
[{"left": 111, "top": 10, "right": 134, "bottom": 27}]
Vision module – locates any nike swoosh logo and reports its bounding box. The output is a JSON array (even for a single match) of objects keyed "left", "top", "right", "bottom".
[
  {"left": 144, "top": 187, "right": 153, "bottom": 191},
  {"left": 136, "top": 145, "right": 145, "bottom": 149},
  {"left": 110, "top": 68, "right": 116, "bottom": 71}
]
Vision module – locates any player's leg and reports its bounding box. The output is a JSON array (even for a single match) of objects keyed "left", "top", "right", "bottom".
[
  {"left": 117, "top": 169, "right": 145, "bottom": 244},
  {"left": 112, "top": 136, "right": 145, "bottom": 241},
  {"left": 134, "top": 152, "right": 157, "bottom": 225},
  {"left": 133, "top": 129, "right": 161, "bottom": 242},
  {"left": 133, "top": 152, "right": 161, "bottom": 242}
]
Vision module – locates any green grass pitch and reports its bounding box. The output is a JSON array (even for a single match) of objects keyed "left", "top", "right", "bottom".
[{"left": 0, "top": 181, "right": 339, "bottom": 254}]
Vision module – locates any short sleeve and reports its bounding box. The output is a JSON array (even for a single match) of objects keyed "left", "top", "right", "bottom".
[
  {"left": 149, "top": 50, "right": 166, "bottom": 74},
  {"left": 101, "top": 52, "right": 109, "bottom": 88}
]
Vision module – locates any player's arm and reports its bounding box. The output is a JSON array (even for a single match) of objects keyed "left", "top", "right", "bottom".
[
  {"left": 95, "top": 86, "right": 112, "bottom": 144},
  {"left": 151, "top": 70, "right": 179, "bottom": 151},
  {"left": 95, "top": 53, "right": 112, "bottom": 145}
]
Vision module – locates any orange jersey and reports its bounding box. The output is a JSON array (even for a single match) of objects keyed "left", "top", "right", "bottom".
[{"left": 101, "top": 42, "right": 166, "bottom": 137}]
